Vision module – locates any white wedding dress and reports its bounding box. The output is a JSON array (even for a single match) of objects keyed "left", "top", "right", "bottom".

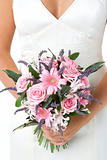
[{"left": 10, "top": 0, "right": 107, "bottom": 159}]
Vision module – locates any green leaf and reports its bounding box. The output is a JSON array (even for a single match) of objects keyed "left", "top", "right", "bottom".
[
  {"left": 69, "top": 52, "right": 80, "bottom": 60},
  {"left": 57, "top": 105, "right": 61, "bottom": 111},
  {"left": 39, "top": 135, "right": 44, "bottom": 146},
  {"left": 62, "top": 145, "right": 66, "bottom": 149},
  {"left": 33, "top": 125, "right": 39, "bottom": 135},
  {"left": 48, "top": 48, "right": 56, "bottom": 59},
  {"left": 13, "top": 120, "right": 37, "bottom": 132},
  {"left": 15, "top": 96, "right": 24, "bottom": 107},
  {"left": 36, "top": 129, "right": 41, "bottom": 138},
  {"left": 27, "top": 82, "right": 31, "bottom": 90},
  {"left": 60, "top": 85, "right": 71, "bottom": 100},
  {"left": 78, "top": 65, "right": 84, "bottom": 70},
  {"left": 62, "top": 143, "right": 68, "bottom": 149},
  {"left": 44, "top": 139, "right": 49, "bottom": 150},
  {"left": 2, "top": 69, "right": 21, "bottom": 83},
  {"left": 85, "top": 62, "right": 105, "bottom": 71},
  {"left": 42, "top": 96, "right": 53, "bottom": 108},
  {"left": 70, "top": 112, "right": 79, "bottom": 116},
  {"left": 15, "top": 92, "right": 26, "bottom": 107},
  {"left": 28, "top": 65, "right": 39, "bottom": 78},
  {"left": 80, "top": 108, "right": 91, "bottom": 114},
  {"left": 26, "top": 116, "right": 30, "bottom": 120},
  {"left": 56, "top": 145, "right": 60, "bottom": 152},
  {"left": 50, "top": 142, "right": 55, "bottom": 153},
  {"left": 38, "top": 131, "right": 44, "bottom": 146}
]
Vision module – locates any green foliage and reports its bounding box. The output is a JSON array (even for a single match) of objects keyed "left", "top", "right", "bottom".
[
  {"left": 70, "top": 112, "right": 79, "bottom": 116},
  {"left": 60, "top": 85, "right": 71, "bottom": 101},
  {"left": 28, "top": 65, "right": 39, "bottom": 78},
  {"left": 44, "top": 139, "right": 49, "bottom": 150},
  {"left": 13, "top": 120, "right": 70, "bottom": 153},
  {"left": 56, "top": 145, "right": 60, "bottom": 151},
  {"left": 50, "top": 143, "right": 55, "bottom": 153},
  {"left": 34, "top": 125, "right": 39, "bottom": 134},
  {"left": 48, "top": 48, "right": 56, "bottom": 59},
  {"left": 42, "top": 96, "right": 53, "bottom": 108},
  {"left": 70, "top": 105, "right": 91, "bottom": 116},
  {"left": 80, "top": 107, "right": 91, "bottom": 114},
  {"left": 15, "top": 96, "right": 24, "bottom": 107},
  {"left": 27, "top": 82, "right": 31, "bottom": 90},
  {"left": 85, "top": 61, "right": 105, "bottom": 71},
  {"left": 38, "top": 130, "right": 44, "bottom": 146},
  {"left": 57, "top": 105, "right": 61, "bottom": 111},
  {"left": 78, "top": 65, "right": 84, "bottom": 70},
  {"left": 13, "top": 120, "right": 37, "bottom": 132},
  {"left": 2, "top": 69, "right": 21, "bottom": 83},
  {"left": 69, "top": 52, "right": 80, "bottom": 60}
]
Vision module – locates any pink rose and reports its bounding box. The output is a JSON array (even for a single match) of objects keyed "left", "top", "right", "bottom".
[
  {"left": 61, "top": 95, "right": 77, "bottom": 113},
  {"left": 27, "top": 83, "right": 47, "bottom": 105},
  {"left": 78, "top": 90, "right": 90, "bottom": 106},
  {"left": 60, "top": 56, "right": 79, "bottom": 81},
  {"left": 35, "top": 107, "right": 52, "bottom": 127},
  {"left": 80, "top": 77, "right": 90, "bottom": 88},
  {"left": 16, "top": 73, "right": 33, "bottom": 93}
]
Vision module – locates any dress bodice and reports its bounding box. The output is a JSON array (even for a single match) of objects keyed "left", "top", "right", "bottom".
[{"left": 12, "top": 0, "right": 107, "bottom": 85}]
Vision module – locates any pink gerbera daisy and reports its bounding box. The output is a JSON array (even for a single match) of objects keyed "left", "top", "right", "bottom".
[
  {"left": 35, "top": 107, "right": 52, "bottom": 127},
  {"left": 40, "top": 67, "right": 67, "bottom": 95}
]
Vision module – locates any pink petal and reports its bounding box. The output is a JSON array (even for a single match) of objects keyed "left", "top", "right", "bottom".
[{"left": 47, "top": 86, "right": 54, "bottom": 95}]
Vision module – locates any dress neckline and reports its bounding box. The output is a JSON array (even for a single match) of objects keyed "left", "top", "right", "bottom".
[{"left": 39, "top": 0, "right": 78, "bottom": 21}]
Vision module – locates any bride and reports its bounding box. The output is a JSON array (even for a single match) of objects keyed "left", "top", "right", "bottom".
[{"left": 0, "top": 0, "right": 107, "bottom": 159}]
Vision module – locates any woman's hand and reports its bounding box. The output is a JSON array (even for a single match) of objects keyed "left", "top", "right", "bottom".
[{"left": 42, "top": 114, "right": 84, "bottom": 145}]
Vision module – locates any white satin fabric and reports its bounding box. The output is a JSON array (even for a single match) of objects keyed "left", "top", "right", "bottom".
[{"left": 11, "top": 0, "right": 107, "bottom": 160}]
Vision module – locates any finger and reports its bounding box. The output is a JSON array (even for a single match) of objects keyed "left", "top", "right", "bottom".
[
  {"left": 51, "top": 140, "right": 67, "bottom": 146},
  {"left": 41, "top": 124, "right": 50, "bottom": 131},
  {"left": 43, "top": 133, "right": 51, "bottom": 140}
]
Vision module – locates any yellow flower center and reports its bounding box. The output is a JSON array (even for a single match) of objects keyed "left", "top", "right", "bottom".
[
  {"left": 50, "top": 78, "right": 56, "bottom": 83},
  {"left": 41, "top": 110, "right": 47, "bottom": 116}
]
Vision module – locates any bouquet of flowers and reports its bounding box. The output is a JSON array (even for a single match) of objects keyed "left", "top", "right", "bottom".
[{"left": 0, "top": 49, "right": 105, "bottom": 152}]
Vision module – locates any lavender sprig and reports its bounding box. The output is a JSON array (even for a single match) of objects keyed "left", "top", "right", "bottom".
[
  {"left": 59, "top": 66, "right": 66, "bottom": 75},
  {"left": 77, "top": 91, "right": 102, "bottom": 105},
  {"left": 18, "top": 60, "right": 28, "bottom": 66},
  {"left": 0, "top": 86, "right": 17, "bottom": 93},
  {"left": 68, "top": 50, "right": 71, "bottom": 57},
  {"left": 26, "top": 78, "right": 41, "bottom": 84},
  {"left": 14, "top": 107, "right": 28, "bottom": 115},
  {"left": 50, "top": 102, "right": 59, "bottom": 108},
  {"left": 78, "top": 86, "right": 96, "bottom": 92},
  {"left": 38, "top": 119, "right": 45, "bottom": 130},
  {"left": 35, "top": 104, "right": 40, "bottom": 115},
  {"left": 77, "top": 66, "right": 100, "bottom": 80},
  {"left": 39, "top": 62, "right": 49, "bottom": 71},
  {"left": 57, "top": 124, "right": 63, "bottom": 136},
  {"left": 59, "top": 49, "right": 65, "bottom": 61},
  {"left": 38, "top": 50, "right": 47, "bottom": 60},
  {"left": 39, "top": 61, "right": 42, "bottom": 74},
  {"left": 75, "top": 110, "right": 86, "bottom": 116},
  {"left": 77, "top": 100, "right": 81, "bottom": 110}
]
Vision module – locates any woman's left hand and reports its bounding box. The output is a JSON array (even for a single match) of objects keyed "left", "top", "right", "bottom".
[{"left": 42, "top": 114, "right": 83, "bottom": 145}]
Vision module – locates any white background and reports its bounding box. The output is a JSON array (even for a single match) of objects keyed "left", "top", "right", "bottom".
[{"left": 0, "top": 26, "right": 107, "bottom": 160}]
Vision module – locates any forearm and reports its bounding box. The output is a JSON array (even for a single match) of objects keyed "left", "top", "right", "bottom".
[
  {"left": 65, "top": 71, "right": 107, "bottom": 140},
  {"left": 0, "top": 51, "right": 21, "bottom": 99}
]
